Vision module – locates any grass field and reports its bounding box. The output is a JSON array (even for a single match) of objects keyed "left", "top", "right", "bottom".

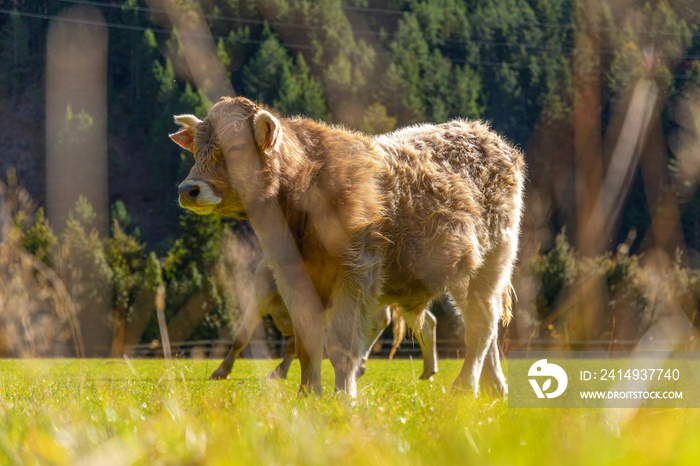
[{"left": 0, "top": 358, "right": 698, "bottom": 465}]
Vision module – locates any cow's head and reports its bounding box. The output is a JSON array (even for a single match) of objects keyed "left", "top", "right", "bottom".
[{"left": 170, "top": 97, "right": 283, "bottom": 218}]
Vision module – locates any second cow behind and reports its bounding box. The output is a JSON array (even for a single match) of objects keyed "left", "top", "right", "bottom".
[{"left": 210, "top": 247, "right": 439, "bottom": 382}]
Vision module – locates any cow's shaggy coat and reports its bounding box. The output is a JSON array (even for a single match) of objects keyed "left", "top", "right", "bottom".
[{"left": 171, "top": 96, "right": 525, "bottom": 397}]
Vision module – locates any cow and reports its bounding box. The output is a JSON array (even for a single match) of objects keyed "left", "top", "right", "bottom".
[
  {"left": 170, "top": 96, "right": 524, "bottom": 398},
  {"left": 209, "top": 259, "right": 439, "bottom": 382}
]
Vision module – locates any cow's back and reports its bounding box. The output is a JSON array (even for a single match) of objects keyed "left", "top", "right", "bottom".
[{"left": 375, "top": 119, "right": 525, "bottom": 302}]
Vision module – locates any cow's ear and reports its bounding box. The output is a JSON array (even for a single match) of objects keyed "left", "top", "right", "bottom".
[
  {"left": 169, "top": 114, "right": 202, "bottom": 152},
  {"left": 253, "top": 110, "right": 281, "bottom": 154},
  {"left": 170, "top": 128, "right": 195, "bottom": 152}
]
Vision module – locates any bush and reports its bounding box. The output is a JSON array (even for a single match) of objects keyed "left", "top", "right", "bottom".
[
  {"left": 531, "top": 230, "right": 577, "bottom": 320},
  {"left": 529, "top": 228, "right": 699, "bottom": 348}
]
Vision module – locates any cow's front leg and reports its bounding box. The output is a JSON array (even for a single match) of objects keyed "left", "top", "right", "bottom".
[
  {"left": 210, "top": 301, "right": 261, "bottom": 380},
  {"left": 267, "top": 335, "right": 296, "bottom": 380},
  {"left": 295, "top": 328, "right": 322, "bottom": 396},
  {"left": 326, "top": 294, "right": 372, "bottom": 398},
  {"left": 211, "top": 262, "right": 276, "bottom": 380},
  {"left": 356, "top": 305, "right": 392, "bottom": 379}
]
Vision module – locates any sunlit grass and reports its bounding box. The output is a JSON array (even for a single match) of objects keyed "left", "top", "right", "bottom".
[{"left": 0, "top": 358, "right": 698, "bottom": 464}]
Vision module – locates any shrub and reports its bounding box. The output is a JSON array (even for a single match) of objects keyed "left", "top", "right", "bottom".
[
  {"left": 19, "top": 208, "right": 56, "bottom": 265},
  {"left": 531, "top": 230, "right": 577, "bottom": 320}
]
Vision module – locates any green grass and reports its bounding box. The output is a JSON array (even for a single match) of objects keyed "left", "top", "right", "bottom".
[{"left": 0, "top": 358, "right": 698, "bottom": 465}]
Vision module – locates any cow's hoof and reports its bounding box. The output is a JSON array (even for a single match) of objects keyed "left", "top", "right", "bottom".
[
  {"left": 481, "top": 379, "right": 508, "bottom": 399},
  {"left": 419, "top": 369, "right": 437, "bottom": 380},
  {"left": 298, "top": 384, "right": 322, "bottom": 397},
  {"left": 451, "top": 378, "right": 479, "bottom": 396},
  {"left": 267, "top": 370, "right": 286, "bottom": 380},
  {"left": 210, "top": 368, "right": 229, "bottom": 380}
]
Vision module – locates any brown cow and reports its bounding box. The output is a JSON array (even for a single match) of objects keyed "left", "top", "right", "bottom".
[
  {"left": 170, "top": 97, "right": 524, "bottom": 397},
  {"left": 209, "top": 259, "right": 439, "bottom": 381}
]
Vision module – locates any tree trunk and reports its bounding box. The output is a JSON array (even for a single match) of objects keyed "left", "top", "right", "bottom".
[
  {"left": 109, "top": 305, "right": 127, "bottom": 357},
  {"left": 123, "top": 284, "right": 158, "bottom": 350},
  {"left": 166, "top": 290, "right": 213, "bottom": 343}
]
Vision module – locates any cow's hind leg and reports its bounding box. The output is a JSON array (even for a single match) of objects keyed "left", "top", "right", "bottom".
[
  {"left": 451, "top": 231, "right": 518, "bottom": 398},
  {"left": 479, "top": 337, "right": 507, "bottom": 398},
  {"left": 449, "top": 279, "right": 506, "bottom": 397},
  {"left": 418, "top": 309, "right": 438, "bottom": 379},
  {"left": 400, "top": 307, "right": 438, "bottom": 380}
]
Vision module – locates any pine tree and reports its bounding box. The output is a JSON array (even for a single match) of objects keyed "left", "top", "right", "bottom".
[
  {"left": 242, "top": 26, "right": 293, "bottom": 105},
  {"left": 53, "top": 197, "right": 113, "bottom": 356},
  {"left": 275, "top": 54, "right": 329, "bottom": 121},
  {"left": 105, "top": 219, "right": 146, "bottom": 356}
]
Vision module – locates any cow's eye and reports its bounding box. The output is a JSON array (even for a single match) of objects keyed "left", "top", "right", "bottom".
[{"left": 193, "top": 142, "right": 217, "bottom": 162}]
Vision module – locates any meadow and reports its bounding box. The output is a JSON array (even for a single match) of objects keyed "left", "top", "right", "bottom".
[{"left": 0, "top": 358, "right": 698, "bottom": 465}]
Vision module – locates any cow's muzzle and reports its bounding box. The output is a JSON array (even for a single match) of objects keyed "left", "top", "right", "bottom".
[{"left": 178, "top": 180, "right": 222, "bottom": 208}]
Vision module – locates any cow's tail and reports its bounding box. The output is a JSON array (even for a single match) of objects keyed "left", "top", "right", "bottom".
[
  {"left": 501, "top": 280, "right": 516, "bottom": 326},
  {"left": 388, "top": 304, "right": 405, "bottom": 360}
]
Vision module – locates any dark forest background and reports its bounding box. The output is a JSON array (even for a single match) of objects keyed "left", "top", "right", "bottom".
[{"left": 1, "top": 0, "right": 699, "bottom": 357}]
